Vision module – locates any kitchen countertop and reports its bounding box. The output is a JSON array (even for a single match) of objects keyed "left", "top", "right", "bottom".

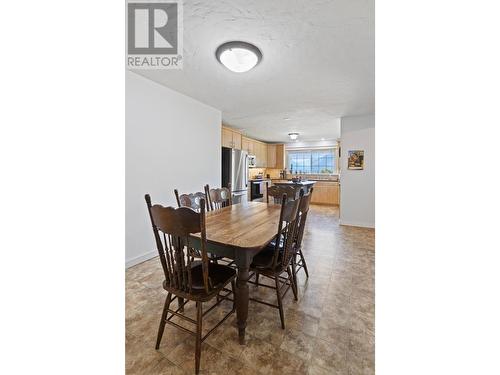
[
  {"left": 271, "top": 179, "right": 339, "bottom": 183},
  {"left": 273, "top": 180, "right": 316, "bottom": 186},
  {"left": 309, "top": 179, "right": 339, "bottom": 183}
]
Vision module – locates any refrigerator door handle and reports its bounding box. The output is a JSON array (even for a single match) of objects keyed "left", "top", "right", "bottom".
[{"left": 245, "top": 155, "right": 248, "bottom": 187}]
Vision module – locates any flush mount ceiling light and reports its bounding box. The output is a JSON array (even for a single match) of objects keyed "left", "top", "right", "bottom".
[
  {"left": 288, "top": 132, "right": 299, "bottom": 141},
  {"left": 216, "top": 41, "right": 262, "bottom": 73}
]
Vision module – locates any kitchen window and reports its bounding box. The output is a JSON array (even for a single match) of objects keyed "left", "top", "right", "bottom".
[{"left": 287, "top": 148, "right": 337, "bottom": 174}]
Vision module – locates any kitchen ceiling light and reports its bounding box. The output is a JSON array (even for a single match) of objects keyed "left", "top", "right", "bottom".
[
  {"left": 288, "top": 132, "right": 299, "bottom": 141},
  {"left": 216, "top": 41, "right": 262, "bottom": 73}
]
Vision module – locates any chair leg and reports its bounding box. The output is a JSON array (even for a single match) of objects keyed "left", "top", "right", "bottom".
[
  {"left": 274, "top": 275, "right": 285, "bottom": 329},
  {"left": 255, "top": 271, "right": 260, "bottom": 286},
  {"left": 300, "top": 249, "right": 309, "bottom": 278},
  {"left": 291, "top": 254, "right": 299, "bottom": 290},
  {"left": 287, "top": 266, "right": 298, "bottom": 301},
  {"left": 155, "top": 293, "right": 172, "bottom": 350},
  {"left": 231, "top": 279, "right": 237, "bottom": 310},
  {"left": 195, "top": 301, "right": 203, "bottom": 374}
]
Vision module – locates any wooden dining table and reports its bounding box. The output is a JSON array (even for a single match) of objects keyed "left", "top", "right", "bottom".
[{"left": 190, "top": 200, "right": 282, "bottom": 344}]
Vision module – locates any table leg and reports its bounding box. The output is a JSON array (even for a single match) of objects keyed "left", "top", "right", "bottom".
[{"left": 236, "top": 266, "right": 250, "bottom": 345}]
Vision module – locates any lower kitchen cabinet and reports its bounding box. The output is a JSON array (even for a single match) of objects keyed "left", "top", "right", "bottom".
[{"left": 310, "top": 182, "right": 339, "bottom": 205}]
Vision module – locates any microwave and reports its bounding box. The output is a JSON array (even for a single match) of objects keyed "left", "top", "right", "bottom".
[{"left": 248, "top": 155, "right": 256, "bottom": 167}]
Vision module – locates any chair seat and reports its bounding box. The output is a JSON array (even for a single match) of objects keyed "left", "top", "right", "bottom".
[
  {"left": 192, "top": 262, "right": 236, "bottom": 290},
  {"left": 252, "top": 238, "right": 301, "bottom": 273},
  {"left": 251, "top": 247, "right": 284, "bottom": 273},
  {"left": 163, "top": 262, "right": 236, "bottom": 301},
  {"left": 267, "top": 236, "right": 299, "bottom": 254},
  {"left": 269, "top": 233, "right": 293, "bottom": 249}
]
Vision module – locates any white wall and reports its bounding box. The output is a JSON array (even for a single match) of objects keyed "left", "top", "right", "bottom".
[
  {"left": 340, "top": 114, "right": 375, "bottom": 228},
  {"left": 126, "top": 71, "right": 221, "bottom": 267}
]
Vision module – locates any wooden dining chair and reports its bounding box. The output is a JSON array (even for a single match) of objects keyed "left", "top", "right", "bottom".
[
  {"left": 174, "top": 188, "right": 221, "bottom": 264},
  {"left": 266, "top": 184, "right": 300, "bottom": 204},
  {"left": 204, "top": 183, "right": 232, "bottom": 212},
  {"left": 248, "top": 193, "right": 301, "bottom": 329},
  {"left": 204, "top": 184, "right": 235, "bottom": 269},
  {"left": 254, "top": 184, "right": 301, "bottom": 286},
  {"left": 291, "top": 187, "right": 314, "bottom": 287},
  {"left": 145, "top": 194, "right": 236, "bottom": 375}
]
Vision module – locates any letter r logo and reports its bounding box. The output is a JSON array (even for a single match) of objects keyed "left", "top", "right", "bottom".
[{"left": 128, "top": 3, "right": 178, "bottom": 54}]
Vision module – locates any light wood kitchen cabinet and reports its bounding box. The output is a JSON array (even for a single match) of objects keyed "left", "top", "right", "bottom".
[
  {"left": 267, "top": 144, "right": 285, "bottom": 169},
  {"left": 247, "top": 138, "right": 265, "bottom": 165},
  {"left": 254, "top": 141, "right": 267, "bottom": 167},
  {"left": 232, "top": 132, "right": 241, "bottom": 149},
  {"left": 242, "top": 137, "right": 254, "bottom": 155},
  {"left": 275, "top": 144, "right": 284, "bottom": 169},
  {"left": 311, "top": 182, "right": 339, "bottom": 205},
  {"left": 221, "top": 127, "right": 242, "bottom": 149},
  {"left": 229, "top": 131, "right": 283, "bottom": 169},
  {"left": 222, "top": 127, "right": 232, "bottom": 148},
  {"left": 253, "top": 141, "right": 260, "bottom": 165},
  {"left": 261, "top": 143, "right": 268, "bottom": 167},
  {"left": 242, "top": 137, "right": 249, "bottom": 152},
  {"left": 267, "top": 144, "right": 276, "bottom": 168}
]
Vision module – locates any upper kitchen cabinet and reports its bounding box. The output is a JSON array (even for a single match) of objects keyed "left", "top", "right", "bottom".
[
  {"left": 229, "top": 131, "right": 282, "bottom": 169},
  {"left": 267, "top": 144, "right": 285, "bottom": 169},
  {"left": 221, "top": 126, "right": 242, "bottom": 149},
  {"left": 241, "top": 136, "right": 254, "bottom": 155},
  {"left": 232, "top": 131, "right": 242, "bottom": 149},
  {"left": 254, "top": 141, "right": 267, "bottom": 167},
  {"left": 242, "top": 136, "right": 265, "bottom": 166}
]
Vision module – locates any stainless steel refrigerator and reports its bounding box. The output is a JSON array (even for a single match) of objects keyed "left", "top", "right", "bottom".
[{"left": 222, "top": 147, "right": 248, "bottom": 204}]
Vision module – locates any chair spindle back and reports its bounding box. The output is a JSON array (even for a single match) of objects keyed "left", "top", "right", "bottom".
[
  {"left": 145, "top": 194, "right": 211, "bottom": 294},
  {"left": 205, "top": 183, "right": 232, "bottom": 211},
  {"left": 271, "top": 194, "right": 301, "bottom": 270},
  {"left": 294, "top": 187, "right": 313, "bottom": 251},
  {"left": 174, "top": 189, "right": 209, "bottom": 212},
  {"left": 266, "top": 185, "right": 299, "bottom": 204}
]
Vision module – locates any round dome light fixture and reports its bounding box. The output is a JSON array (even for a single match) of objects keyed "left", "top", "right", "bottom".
[
  {"left": 216, "top": 41, "right": 262, "bottom": 73},
  {"left": 288, "top": 132, "right": 299, "bottom": 141}
]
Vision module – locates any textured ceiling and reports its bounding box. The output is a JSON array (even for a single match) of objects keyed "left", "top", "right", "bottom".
[{"left": 135, "top": 0, "right": 374, "bottom": 143}]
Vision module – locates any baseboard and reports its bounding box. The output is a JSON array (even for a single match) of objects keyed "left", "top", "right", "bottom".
[
  {"left": 310, "top": 203, "right": 339, "bottom": 206},
  {"left": 339, "top": 219, "right": 375, "bottom": 229},
  {"left": 126, "top": 250, "right": 157, "bottom": 269}
]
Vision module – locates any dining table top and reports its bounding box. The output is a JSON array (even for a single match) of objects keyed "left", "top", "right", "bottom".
[{"left": 190, "top": 201, "right": 281, "bottom": 251}]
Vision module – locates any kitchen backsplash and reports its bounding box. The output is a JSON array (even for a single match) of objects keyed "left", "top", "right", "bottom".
[
  {"left": 249, "top": 167, "right": 338, "bottom": 181},
  {"left": 265, "top": 169, "right": 281, "bottom": 178},
  {"left": 248, "top": 168, "right": 266, "bottom": 179},
  {"left": 285, "top": 173, "right": 338, "bottom": 181}
]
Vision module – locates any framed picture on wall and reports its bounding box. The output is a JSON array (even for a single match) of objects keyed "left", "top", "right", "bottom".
[{"left": 348, "top": 150, "right": 364, "bottom": 170}]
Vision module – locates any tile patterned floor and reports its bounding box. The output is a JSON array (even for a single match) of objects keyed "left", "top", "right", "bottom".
[{"left": 126, "top": 205, "right": 374, "bottom": 374}]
